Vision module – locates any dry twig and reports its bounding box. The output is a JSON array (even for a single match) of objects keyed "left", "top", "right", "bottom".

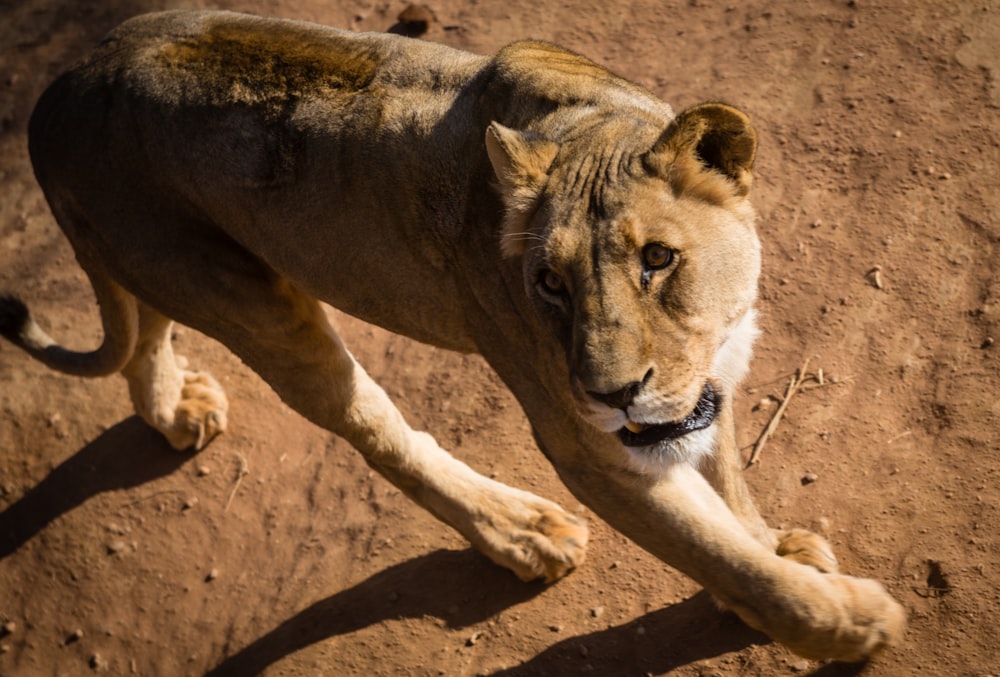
[
  {"left": 224, "top": 453, "right": 249, "bottom": 512},
  {"left": 121, "top": 489, "right": 186, "bottom": 509},
  {"left": 746, "top": 358, "right": 825, "bottom": 468}
]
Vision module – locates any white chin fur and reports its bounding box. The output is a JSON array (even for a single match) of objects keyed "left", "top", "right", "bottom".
[
  {"left": 622, "top": 425, "right": 717, "bottom": 477},
  {"left": 584, "top": 401, "right": 628, "bottom": 433}
]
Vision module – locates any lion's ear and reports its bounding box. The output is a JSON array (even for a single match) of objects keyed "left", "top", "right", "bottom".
[
  {"left": 644, "top": 103, "right": 757, "bottom": 200},
  {"left": 486, "top": 122, "right": 560, "bottom": 257}
]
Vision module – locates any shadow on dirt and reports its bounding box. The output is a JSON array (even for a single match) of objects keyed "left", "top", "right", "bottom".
[
  {"left": 0, "top": 416, "right": 188, "bottom": 559},
  {"left": 491, "top": 591, "right": 771, "bottom": 676},
  {"left": 807, "top": 661, "right": 869, "bottom": 677},
  {"left": 206, "top": 548, "right": 549, "bottom": 676},
  {"left": 208, "top": 576, "right": 769, "bottom": 676}
]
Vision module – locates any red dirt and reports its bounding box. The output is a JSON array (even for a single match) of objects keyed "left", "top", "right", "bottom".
[{"left": 1, "top": 1, "right": 997, "bottom": 675}]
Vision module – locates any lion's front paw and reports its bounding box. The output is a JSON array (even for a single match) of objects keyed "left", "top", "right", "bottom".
[
  {"left": 470, "top": 492, "right": 588, "bottom": 583},
  {"left": 167, "top": 371, "right": 229, "bottom": 451},
  {"left": 776, "top": 528, "right": 839, "bottom": 573},
  {"left": 787, "top": 573, "right": 906, "bottom": 662}
]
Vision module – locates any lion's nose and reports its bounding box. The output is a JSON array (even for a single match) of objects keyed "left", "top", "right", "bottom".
[{"left": 586, "top": 368, "right": 653, "bottom": 410}]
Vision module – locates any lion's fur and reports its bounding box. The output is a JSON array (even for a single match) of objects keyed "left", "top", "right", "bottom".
[{"left": 3, "top": 10, "right": 904, "bottom": 661}]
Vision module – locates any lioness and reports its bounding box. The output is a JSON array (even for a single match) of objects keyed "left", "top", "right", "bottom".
[{"left": 1, "top": 10, "right": 904, "bottom": 661}]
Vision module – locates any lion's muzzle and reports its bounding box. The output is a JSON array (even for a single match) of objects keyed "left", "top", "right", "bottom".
[{"left": 617, "top": 381, "right": 719, "bottom": 447}]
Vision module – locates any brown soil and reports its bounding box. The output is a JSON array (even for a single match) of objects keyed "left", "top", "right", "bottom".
[{"left": 1, "top": 1, "right": 997, "bottom": 675}]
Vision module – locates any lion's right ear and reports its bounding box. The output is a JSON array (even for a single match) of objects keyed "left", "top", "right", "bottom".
[{"left": 485, "top": 122, "right": 559, "bottom": 257}]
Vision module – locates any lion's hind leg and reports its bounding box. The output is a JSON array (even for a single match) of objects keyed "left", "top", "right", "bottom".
[{"left": 121, "top": 303, "right": 228, "bottom": 451}]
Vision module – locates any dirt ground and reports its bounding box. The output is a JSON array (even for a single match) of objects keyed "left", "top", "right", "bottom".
[{"left": 0, "top": 0, "right": 997, "bottom": 675}]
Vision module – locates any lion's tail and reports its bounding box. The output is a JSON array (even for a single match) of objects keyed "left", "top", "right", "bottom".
[{"left": 0, "top": 271, "right": 138, "bottom": 378}]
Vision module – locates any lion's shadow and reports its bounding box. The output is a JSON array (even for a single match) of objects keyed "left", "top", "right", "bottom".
[
  {"left": 0, "top": 416, "right": 189, "bottom": 559},
  {"left": 0, "top": 418, "right": 773, "bottom": 675},
  {"left": 206, "top": 562, "right": 772, "bottom": 676}
]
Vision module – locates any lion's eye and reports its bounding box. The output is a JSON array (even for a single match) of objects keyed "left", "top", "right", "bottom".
[
  {"left": 538, "top": 269, "right": 566, "bottom": 296},
  {"left": 642, "top": 243, "right": 674, "bottom": 270}
]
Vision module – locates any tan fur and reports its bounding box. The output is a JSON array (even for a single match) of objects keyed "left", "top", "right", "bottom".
[{"left": 4, "top": 10, "right": 904, "bottom": 661}]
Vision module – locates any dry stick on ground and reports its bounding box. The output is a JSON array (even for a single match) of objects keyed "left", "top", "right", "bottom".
[
  {"left": 121, "top": 488, "right": 187, "bottom": 509},
  {"left": 745, "top": 358, "right": 813, "bottom": 469},
  {"left": 224, "top": 452, "right": 249, "bottom": 512}
]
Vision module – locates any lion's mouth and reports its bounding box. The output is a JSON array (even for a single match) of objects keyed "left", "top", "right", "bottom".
[{"left": 617, "top": 382, "right": 720, "bottom": 447}]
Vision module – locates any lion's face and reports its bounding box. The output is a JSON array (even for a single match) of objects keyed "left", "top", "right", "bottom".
[{"left": 487, "top": 103, "right": 760, "bottom": 470}]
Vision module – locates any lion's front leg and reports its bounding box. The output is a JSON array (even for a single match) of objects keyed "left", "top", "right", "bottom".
[
  {"left": 554, "top": 453, "right": 904, "bottom": 661},
  {"left": 197, "top": 278, "right": 588, "bottom": 583},
  {"left": 701, "top": 396, "right": 841, "bottom": 576},
  {"left": 367, "top": 436, "right": 588, "bottom": 582},
  {"left": 698, "top": 398, "right": 777, "bottom": 548}
]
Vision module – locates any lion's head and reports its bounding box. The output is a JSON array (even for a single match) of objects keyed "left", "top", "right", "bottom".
[{"left": 486, "top": 103, "right": 761, "bottom": 472}]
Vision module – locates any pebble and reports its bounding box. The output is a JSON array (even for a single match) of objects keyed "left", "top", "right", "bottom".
[
  {"left": 67, "top": 628, "right": 84, "bottom": 643},
  {"left": 89, "top": 652, "right": 109, "bottom": 670},
  {"left": 205, "top": 568, "right": 219, "bottom": 582},
  {"left": 466, "top": 630, "right": 483, "bottom": 646},
  {"left": 182, "top": 496, "right": 199, "bottom": 511},
  {"left": 981, "top": 337, "right": 994, "bottom": 349},
  {"left": 790, "top": 660, "right": 811, "bottom": 672},
  {"left": 549, "top": 624, "right": 563, "bottom": 633},
  {"left": 397, "top": 4, "right": 435, "bottom": 34},
  {"left": 107, "top": 541, "right": 126, "bottom": 555},
  {"left": 0, "top": 643, "right": 9, "bottom": 654},
  {"left": 1, "top": 621, "right": 15, "bottom": 635},
  {"left": 802, "top": 472, "right": 819, "bottom": 485},
  {"left": 868, "top": 265, "right": 884, "bottom": 289},
  {"left": 754, "top": 396, "right": 778, "bottom": 412},
  {"left": 590, "top": 606, "right": 604, "bottom": 618},
  {"left": 196, "top": 465, "right": 212, "bottom": 477}
]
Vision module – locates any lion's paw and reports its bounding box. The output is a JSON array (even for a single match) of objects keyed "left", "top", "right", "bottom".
[
  {"left": 166, "top": 371, "right": 229, "bottom": 451},
  {"left": 776, "top": 528, "right": 839, "bottom": 573},
  {"left": 470, "top": 492, "right": 588, "bottom": 583},
  {"left": 786, "top": 573, "right": 906, "bottom": 662}
]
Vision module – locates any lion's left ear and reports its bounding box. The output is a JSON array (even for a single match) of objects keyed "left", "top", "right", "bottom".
[
  {"left": 486, "top": 122, "right": 560, "bottom": 257},
  {"left": 644, "top": 102, "right": 757, "bottom": 200}
]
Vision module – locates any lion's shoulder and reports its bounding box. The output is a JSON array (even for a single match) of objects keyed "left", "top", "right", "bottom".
[{"left": 488, "top": 40, "right": 671, "bottom": 122}]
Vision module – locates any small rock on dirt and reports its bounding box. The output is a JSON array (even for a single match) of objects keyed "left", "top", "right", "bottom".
[
  {"left": 395, "top": 4, "right": 435, "bottom": 35},
  {"left": 801, "top": 472, "right": 819, "bottom": 485},
  {"left": 1, "top": 621, "right": 15, "bottom": 635},
  {"left": 106, "top": 541, "right": 126, "bottom": 555},
  {"left": 205, "top": 568, "right": 219, "bottom": 582}
]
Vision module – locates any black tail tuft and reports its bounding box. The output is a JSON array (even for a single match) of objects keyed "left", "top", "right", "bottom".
[{"left": 0, "top": 295, "right": 30, "bottom": 341}]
